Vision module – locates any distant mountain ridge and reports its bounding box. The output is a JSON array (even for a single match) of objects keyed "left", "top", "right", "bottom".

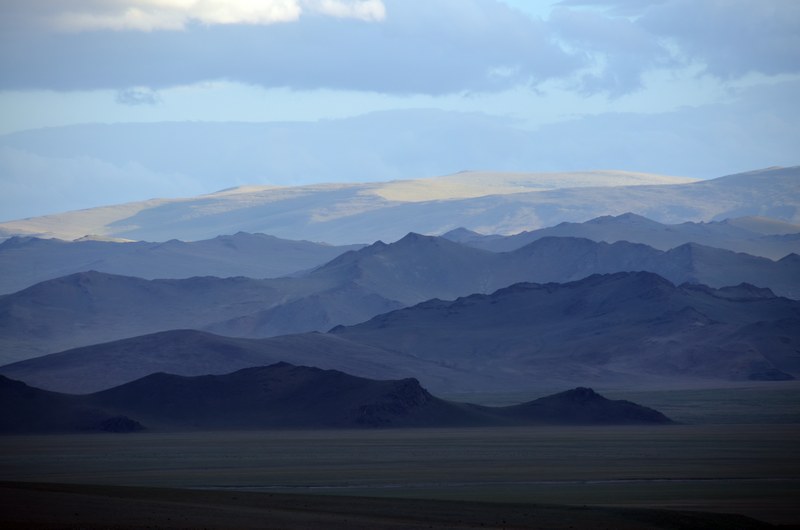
[
  {"left": 444, "top": 212, "right": 800, "bottom": 260},
  {"left": 1, "top": 212, "right": 796, "bottom": 297},
  {"left": 0, "top": 232, "right": 363, "bottom": 294},
  {"left": 1, "top": 166, "right": 796, "bottom": 244},
  {"left": 1, "top": 233, "right": 798, "bottom": 363},
  {"left": 3, "top": 272, "right": 798, "bottom": 393},
  {"left": 0, "top": 363, "right": 673, "bottom": 433}
]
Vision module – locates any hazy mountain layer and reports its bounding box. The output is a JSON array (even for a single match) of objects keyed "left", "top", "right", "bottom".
[
  {"left": 332, "top": 272, "right": 800, "bottom": 389},
  {"left": 0, "top": 363, "right": 672, "bottom": 433},
  {"left": 445, "top": 212, "right": 800, "bottom": 260},
  {"left": 3, "top": 166, "right": 797, "bottom": 244},
  {"left": 303, "top": 233, "right": 800, "bottom": 301},
  {"left": 1, "top": 234, "right": 798, "bottom": 363},
  {"left": 0, "top": 232, "right": 362, "bottom": 294},
  {"left": 4, "top": 273, "right": 797, "bottom": 393}
]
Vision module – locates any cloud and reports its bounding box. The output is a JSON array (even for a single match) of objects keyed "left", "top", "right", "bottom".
[
  {"left": 13, "top": 0, "right": 389, "bottom": 32},
  {"left": 0, "top": 0, "right": 580, "bottom": 95},
  {"left": 544, "top": 0, "right": 800, "bottom": 95},
  {"left": 116, "top": 86, "right": 161, "bottom": 105},
  {"left": 1, "top": 0, "right": 797, "bottom": 97},
  {"left": 304, "top": 0, "right": 385, "bottom": 21},
  {"left": 641, "top": 0, "right": 800, "bottom": 79},
  {"left": 549, "top": 7, "right": 671, "bottom": 95},
  {"left": 554, "top": 0, "right": 667, "bottom": 17}
]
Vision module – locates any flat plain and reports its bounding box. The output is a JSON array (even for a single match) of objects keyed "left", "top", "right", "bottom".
[
  {"left": 3, "top": 383, "right": 800, "bottom": 528},
  {"left": 2, "top": 422, "right": 799, "bottom": 527}
]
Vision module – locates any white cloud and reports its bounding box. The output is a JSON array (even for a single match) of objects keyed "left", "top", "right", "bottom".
[
  {"left": 46, "top": 0, "right": 386, "bottom": 32},
  {"left": 304, "top": 0, "right": 386, "bottom": 21}
]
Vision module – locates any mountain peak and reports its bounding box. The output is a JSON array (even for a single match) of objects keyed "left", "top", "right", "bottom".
[
  {"left": 507, "top": 387, "right": 673, "bottom": 424},
  {"left": 558, "top": 387, "right": 602, "bottom": 401},
  {"left": 440, "top": 227, "right": 483, "bottom": 242},
  {"left": 395, "top": 232, "right": 436, "bottom": 245},
  {"left": 716, "top": 283, "right": 777, "bottom": 300},
  {"left": 586, "top": 212, "right": 657, "bottom": 226}
]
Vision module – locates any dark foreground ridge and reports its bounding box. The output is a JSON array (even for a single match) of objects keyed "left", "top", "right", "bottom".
[
  {"left": 0, "top": 481, "right": 774, "bottom": 530},
  {"left": 0, "top": 363, "right": 672, "bottom": 433}
]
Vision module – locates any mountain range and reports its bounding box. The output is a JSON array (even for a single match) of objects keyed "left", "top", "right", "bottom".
[
  {"left": 0, "top": 232, "right": 362, "bottom": 294},
  {"left": 445, "top": 212, "right": 800, "bottom": 260},
  {"left": 3, "top": 272, "right": 798, "bottom": 394},
  {"left": 1, "top": 231, "right": 798, "bottom": 364},
  {"left": 1, "top": 211, "right": 797, "bottom": 295},
  {"left": 0, "top": 234, "right": 790, "bottom": 364},
  {"left": 0, "top": 363, "right": 672, "bottom": 433},
  {"left": 1, "top": 166, "right": 798, "bottom": 398},
  {"left": 1, "top": 166, "right": 797, "bottom": 244},
  {"left": 331, "top": 272, "right": 800, "bottom": 389}
]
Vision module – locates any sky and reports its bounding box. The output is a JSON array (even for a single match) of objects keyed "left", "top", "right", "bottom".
[{"left": 0, "top": 0, "right": 798, "bottom": 220}]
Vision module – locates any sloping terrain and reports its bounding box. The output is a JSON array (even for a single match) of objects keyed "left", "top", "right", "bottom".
[
  {"left": 447, "top": 212, "right": 800, "bottom": 259},
  {"left": 0, "top": 375, "right": 143, "bottom": 433},
  {"left": 2, "top": 166, "right": 797, "bottom": 244},
  {"left": 0, "top": 271, "right": 292, "bottom": 362},
  {"left": 332, "top": 272, "right": 800, "bottom": 389},
  {"left": 204, "top": 282, "right": 405, "bottom": 338},
  {"left": 0, "top": 363, "right": 672, "bottom": 433},
  {"left": 0, "top": 232, "right": 362, "bottom": 294}
]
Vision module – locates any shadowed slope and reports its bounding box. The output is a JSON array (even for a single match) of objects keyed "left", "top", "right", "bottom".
[
  {"left": 0, "top": 375, "right": 142, "bottom": 433},
  {"left": 332, "top": 272, "right": 800, "bottom": 388}
]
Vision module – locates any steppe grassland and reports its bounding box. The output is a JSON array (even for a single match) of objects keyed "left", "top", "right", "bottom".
[
  {"left": 3, "top": 384, "right": 799, "bottom": 523},
  {"left": 2, "top": 425, "right": 798, "bottom": 515}
]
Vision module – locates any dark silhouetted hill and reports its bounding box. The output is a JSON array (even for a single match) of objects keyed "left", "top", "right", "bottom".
[{"left": 0, "top": 364, "right": 672, "bottom": 433}]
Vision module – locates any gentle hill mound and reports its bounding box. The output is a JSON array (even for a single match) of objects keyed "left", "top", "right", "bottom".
[
  {"left": 2, "top": 166, "right": 797, "bottom": 244},
  {"left": 498, "top": 387, "right": 672, "bottom": 425}
]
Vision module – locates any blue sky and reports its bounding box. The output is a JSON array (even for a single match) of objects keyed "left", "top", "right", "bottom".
[{"left": 0, "top": 0, "right": 798, "bottom": 220}]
